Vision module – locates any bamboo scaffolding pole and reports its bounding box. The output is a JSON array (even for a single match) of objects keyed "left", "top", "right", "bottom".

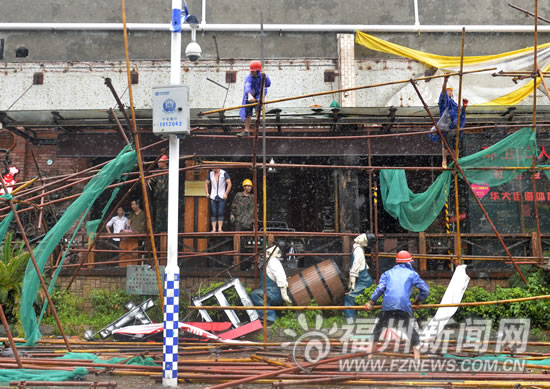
[
  {"left": 258, "top": 70, "right": 269, "bottom": 345},
  {"left": 410, "top": 80, "right": 528, "bottom": 285},
  {"left": 532, "top": 0, "right": 544, "bottom": 263},
  {"left": 206, "top": 351, "right": 367, "bottom": 389},
  {"left": 109, "top": 107, "right": 131, "bottom": 146},
  {"left": 7, "top": 160, "right": 550, "bottom": 218},
  {"left": 7, "top": 138, "right": 167, "bottom": 202},
  {"left": 117, "top": 9, "right": 164, "bottom": 301},
  {"left": 9, "top": 381, "right": 117, "bottom": 388},
  {"left": 454, "top": 27, "right": 466, "bottom": 265},
  {"left": 0, "top": 176, "right": 72, "bottom": 351},
  {"left": 198, "top": 67, "right": 496, "bottom": 117},
  {"left": 189, "top": 293, "right": 550, "bottom": 311},
  {"left": 509, "top": 2, "right": 550, "bottom": 24},
  {"left": 64, "top": 153, "right": 164, "bottom": 291},
  {"left": 193, "top": 129, "right": 437, "bottom": 140},
  {"left": 0, "top": 303, "right": 21, "bottom": 368},
  {"left": 0, "top": 140, "right": 171, "bottom": 216},
  {"left": 6, "top": 140, "right": 169, "bottom": 203}
]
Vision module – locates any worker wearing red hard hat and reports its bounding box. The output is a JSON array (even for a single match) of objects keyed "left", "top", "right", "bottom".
[
  {"left": 238, "top": 61, "right": 272, "bottom": 136},
  {"left": 365, "top": 250, "right": 429, "bottom": 360}
]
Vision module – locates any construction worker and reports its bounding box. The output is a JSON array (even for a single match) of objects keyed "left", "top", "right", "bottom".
[
  {"left": 344, "top": 233, "right": 374, "bottom": 323},
  {"left": 250, "top": 243, "right": 292, "bottom": 323},
  {"left": 238, "top": 61, "right": 271, "bottom": 137},
  {"left": 365, "top": 250, "right": 429, "bottom": 360},
  {"left": 231, "top": 178, "right": 254, "bottom": 231},
  {"left": 429, "top": 74, "right": 468, "bottom": 142}
]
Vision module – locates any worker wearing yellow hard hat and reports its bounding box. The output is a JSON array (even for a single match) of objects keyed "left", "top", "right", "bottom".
[{"left": 231, "top": 178, "right": 255, "bottom": 233}]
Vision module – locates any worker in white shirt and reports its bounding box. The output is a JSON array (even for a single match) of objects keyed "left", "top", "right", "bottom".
[
  {"left": 250, "top": 243, "right": 292, "bottom": 323},
  {"left": 106, "top": 207, "right": 128, "bottom": 247},
  {"left": 344, "top": 233, "right": 375, "bottom": 322}
]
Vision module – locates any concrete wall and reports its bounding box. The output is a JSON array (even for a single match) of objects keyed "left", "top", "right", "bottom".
[
  {"left": 1, "top": 2, "right": 550, "bottom": 111},
  {"left": 1, "top": 1, "right": 550, "bottom": 62},
  {"left": 1, "top": 57, "right": 547, "bottom": 112},
  {"left": 0, "top": 59, "right": 338, "bottom": 111}
]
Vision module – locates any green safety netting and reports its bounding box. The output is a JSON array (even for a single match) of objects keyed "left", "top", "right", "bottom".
[
  {"left": 380, "top": 169, "right": 451, "bottom": 232},
  {"left": 0, "top": 195, "right": 15, "bottom": 248},
  {"left": 0, "top": 352, "right": 158, "bottom": 383},
  {"left": 0, "top": 367, "right": 88, "bottom": 383},
  {"left": 444, "top": 353, "right": 550, "bottom": 368},
  {"left": 459, "top": 127, "right": 537, "bottom": 186},
  {"left": 20, "top": 145, "right": 137, "bottom": 346},
  {"left": 58, "top": 352, "right": 159, "bottom": 366},
  {"left": 380, "top": 127, "right": 538, "bottom": 232}
]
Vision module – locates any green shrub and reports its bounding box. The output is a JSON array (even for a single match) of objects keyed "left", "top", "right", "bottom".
[
  {"left": 0, "top": 232, "right": 30, "bottom": 323},
  {"left": 43, "top": 289, "right": 162, "bottom": 336}
]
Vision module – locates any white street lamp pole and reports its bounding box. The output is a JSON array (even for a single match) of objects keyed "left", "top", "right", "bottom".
[{"left": 163, "top": 0, "right": 182, "bottom": 386}]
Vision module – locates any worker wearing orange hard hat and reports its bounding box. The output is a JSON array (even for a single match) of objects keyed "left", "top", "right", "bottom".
[
  {"left": 365, "top": 250, "right": 429, "bottom": 360},
  {"left": 238, "top": 61, "right": 272, "bottom": 136}
]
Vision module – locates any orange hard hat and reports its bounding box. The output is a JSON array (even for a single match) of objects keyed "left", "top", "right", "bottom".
[
  {"left": 250, "top": 61, "right": 262, "bottom": 71},
  {"left": 396, "top": 250, "right": 413, "bottom": 263},
  {"left": 159, "top": 155, "right": 169, "bottom": 161}
]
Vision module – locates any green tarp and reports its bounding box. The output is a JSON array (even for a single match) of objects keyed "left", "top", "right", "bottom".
[
  {"left": 20, "top": 145, "right": 137, "bottom": 345},
  {"left": 380, "top": 127, "right": 539, "bottom": 232}
]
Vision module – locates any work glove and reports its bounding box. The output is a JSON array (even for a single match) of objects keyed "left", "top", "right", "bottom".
[
  {"left": 230, "top": 214, "right": 235, "bottom": 223},
  {"left": 348, "top": 276, "right": 356, "bottom": 293},
  {"left": 365, "top": 301, "right": 375, "bottom": 311},
  {"left": 462, "top": 98, "right": 469, "bottom": 109},
  {"left": 281, "top": 287, "right": 292, "bottom": 305}
]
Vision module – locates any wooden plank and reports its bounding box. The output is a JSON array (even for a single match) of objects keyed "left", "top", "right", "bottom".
[
  {"left": 197, "top": 197, "right": 209, "bottom": 252},
  {"left": 119, "top": 236, "right": 139, "bottom": 267},
  {"left": 418, "top": 232, "right": 427, "bottom": 272},
  {"left": 87, "top": 236, "right": 95, "bottom": 269},
  {"left": 233, "top": 234, "right": 241, "bottom": 267}
]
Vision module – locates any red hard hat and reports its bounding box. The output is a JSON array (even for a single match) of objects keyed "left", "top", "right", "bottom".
[
  {"left": 396, "top": 250, "right": 413, "bottom": 263},
  {"left": 159, "top": 155, "right": 169, "bottom": 161},
  {"left": 249, "top": 61, "right": 262, "bottom": 71}
]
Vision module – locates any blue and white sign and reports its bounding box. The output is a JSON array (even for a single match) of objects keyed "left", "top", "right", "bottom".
[
  {"left": 152, "top": 85, "right": 190, "bottom": 135},
  {"left": 162, "top": 98, "right": 177, "bottom": 113}
]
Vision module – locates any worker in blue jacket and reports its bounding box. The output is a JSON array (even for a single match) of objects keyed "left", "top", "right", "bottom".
[
  {"left": 365, "top": 250, "right": 429, "bottom": 360},
  {"left": 429, "top": 74, "right": 468, "bottom": 142},
  {"left": 238, "top": 61, "right": 271, "bottom": 136}
]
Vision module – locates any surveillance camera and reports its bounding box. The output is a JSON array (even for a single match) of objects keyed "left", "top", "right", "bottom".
[
  {"left": 185, "top": 41, "right": 201, "bottom": 62},
  {"left": 186, "top": 15, "right": 200, "bottom": 29}
]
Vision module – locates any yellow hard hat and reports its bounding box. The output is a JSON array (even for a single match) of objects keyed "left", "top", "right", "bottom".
[{"left": 242, "top": 179, "right": 253, "bottom": 187}]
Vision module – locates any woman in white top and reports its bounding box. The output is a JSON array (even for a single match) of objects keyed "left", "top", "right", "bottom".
[{"left": 204, "top": 168, "right": 232, "bottom": 232}]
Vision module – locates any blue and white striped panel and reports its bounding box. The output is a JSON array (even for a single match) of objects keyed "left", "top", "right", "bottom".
[{"left": 163, "top": 271, "right": 180, "bottom": 380}]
